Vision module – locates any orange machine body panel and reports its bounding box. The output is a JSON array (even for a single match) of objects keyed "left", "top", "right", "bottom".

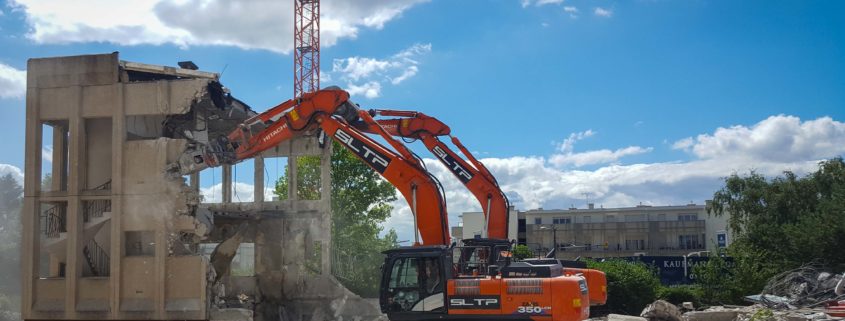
[
  {"left": 564, "top": 268, "right": 607, "bottom": 305},
  {"left": 445, "top": 276, "right": 590, "bottom": 321}
]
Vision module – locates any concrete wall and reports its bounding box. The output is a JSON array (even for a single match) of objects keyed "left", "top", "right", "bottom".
[{"left": 22, "top": 53, "right": 211, "bottom": 320}]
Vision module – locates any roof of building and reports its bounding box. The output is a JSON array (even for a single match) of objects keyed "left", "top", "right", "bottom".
[{"left": 520, "top": 203, "right": 706, "bottom": 215}]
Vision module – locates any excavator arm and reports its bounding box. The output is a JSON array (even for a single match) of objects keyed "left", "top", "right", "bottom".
[
  {"left": 173, "top": 88, "right": 450, "bottom": 245},
  {"left": 353, "top": 109, "right": 511, "bottom": 240}
]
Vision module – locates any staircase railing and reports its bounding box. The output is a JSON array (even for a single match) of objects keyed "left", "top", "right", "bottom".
[
  {"left": 40, "top": 205, "right": 66, "bottom": 238},
  {"left": 91, "top": 179, "right": 111, "bottom": 191},
  {"left": 82, "top": 199, "right": 111, "bottom": 223},
  {"left": 83, "top": 239, "right": 110, "bottom": 277}
]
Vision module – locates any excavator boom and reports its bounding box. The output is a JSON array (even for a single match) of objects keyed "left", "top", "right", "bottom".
[
  {"left": 173, "top": 88, "right": 450, "bottom": 245},
  {"left": 354, "top": 109, "right": 511, "bottom": 240}
]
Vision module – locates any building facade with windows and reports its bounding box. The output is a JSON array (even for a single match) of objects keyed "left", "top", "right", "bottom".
[{"left": 513, "top": 203, "right": 731, "bottom": 259}]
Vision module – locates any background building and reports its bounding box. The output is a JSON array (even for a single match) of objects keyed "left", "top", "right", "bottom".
[
  {"left": 456, "top": 208, "right": 519, "bottom": 242},
  {"left": 456, "top": 203, "right": 731, "bottom": 259}
]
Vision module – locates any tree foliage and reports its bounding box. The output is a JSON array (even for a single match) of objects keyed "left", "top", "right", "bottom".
[
  {"left": 0, "top": 174, "right": 22, "bottom": 313},
  {"left": 273, "top": 141, "right": 398, "bottom": 297},
  {"left": 587, "top": 259, "right": 660, "bottom": 315},
  {"left": 512, "top": 244, "right": 533, "bottom": 260},
  {"left": 702, "top": 158, "right": 845, "bottom": 302}
]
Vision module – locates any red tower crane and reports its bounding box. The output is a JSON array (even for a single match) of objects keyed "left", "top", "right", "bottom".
[{"left": 294, "top": 0, "right": 320, "bottom": 98}]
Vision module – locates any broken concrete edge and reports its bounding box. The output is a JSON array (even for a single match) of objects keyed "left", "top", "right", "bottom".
[{"left": 120, "top": 60, "right": 219, "bottom": 80}]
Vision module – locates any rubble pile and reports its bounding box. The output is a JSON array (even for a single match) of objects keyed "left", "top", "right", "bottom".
[
  {"left": 593, "top": 301, "right": 841, "bottom": 321},
  {"left": 753, "top": 265, "right": 845, "bottom": 309}
]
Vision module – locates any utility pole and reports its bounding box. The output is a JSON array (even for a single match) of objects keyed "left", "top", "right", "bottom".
[{"left": 541, "top": 225, "right": 558, "bottom": 258}]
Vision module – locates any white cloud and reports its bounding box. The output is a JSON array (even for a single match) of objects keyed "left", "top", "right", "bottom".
[
  {"left": 550, "top": 146, "right": 653, "bottom": 167},
  {"left": 200, "top": 181, "right": 275, "bottom": 203},
  {"left": 346, "top": 81, "right": 382, "bottom": 99},
  {"left": 0, "top": 63, "right": 26, "bottom": 99},
  {"left": 594, "top": 7, "right": 613, "bottom": 17},
  {"left": 682, "top": 115, "right": 845, "bottom": 162},
  {"left": 550, "top": 129, "right": 650, "bottom": 167},
  {"left": 671, "top": 137, "right": 694, "bottom": 151},
  {"left": 9, "top": 0, "right": 427, "bottom": 54},
  {"left": 41, "top": 145, "right": 52, "bottom": 163},
  {"left": 564, "top": 6, "right": 579, "bottom": 18},
  {"left": 332, "top": 57, "right": 394, "bottom": 82},
  {"left": 521, "top": 0, "right": 564, "bottom": 7},
  {"left": 536, "top": 0, "right": 564, "bottom": 5},
  {"left": 383, "top": 115, "right": 845, "bottom": 243},
  {"left": 0, "top": 164, "right": 24, "bottom": 184},
  {"left": 331, "top": 43, "right": 431, "bottom": 98},
  {"left": 391, "top": 65, "right": 418, "bottom": 85},
  {"left": 556, "top": 129, "right": 595, "bottom": 153}
]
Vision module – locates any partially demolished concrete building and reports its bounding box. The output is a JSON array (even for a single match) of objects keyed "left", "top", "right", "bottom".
[{"left": 21, "top": 53, "right": 383, "bottom": 321}]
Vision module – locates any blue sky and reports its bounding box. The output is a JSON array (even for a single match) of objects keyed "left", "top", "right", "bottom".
[{"left": 1, "top": 0, "right": 844, "bottom": 241}]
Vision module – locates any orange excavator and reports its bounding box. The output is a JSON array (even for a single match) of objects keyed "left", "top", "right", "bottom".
[
  {"left": 173, "top": 87, "right": 596, "bottom": 321},
  {"left": 354, "top": 109, "right": 607, "bottom": 307},
  {"left": 353, "top": 109, "right": 511, "bottom": 240}
]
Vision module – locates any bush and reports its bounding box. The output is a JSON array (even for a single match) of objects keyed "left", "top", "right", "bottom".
[
  {"left": 512, "top": 245, "right": 532, "bottom": 260},
  {"left": 587, "top": 259, "right": 661, "bottom": 315},
  {"left": 657, "top": 285, "right": 702, "bottom": 307},
  {"left": 693, "top": 249, "right": 770, "bottom": 305}
]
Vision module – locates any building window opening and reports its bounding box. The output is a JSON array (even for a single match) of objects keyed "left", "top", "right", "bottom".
[
  {"left": 125, "top": 231, "right": 155, "bottom": 256},
  {"left": 679, "top": 235, "right": 701, "bottom": 249},
  {"left": 678, "top": 214, "right": 698, "bottom": 221},
  {"left": 625, "top": 239, "right": 645, "bottom": 251},
  {"left": 553, "top": 217, "right": 571, "bottom": 224}
]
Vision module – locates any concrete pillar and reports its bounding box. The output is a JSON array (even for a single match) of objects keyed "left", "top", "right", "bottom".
[
  {"left": 154, "top": 230, "right": 166, "bottom": 320},
  {"left": 21, "top": 85, "right": 41, "bottom": 319},
  {"left": 110, "top": 83, "right": 125, "bottom": 319},
  {"left": 51, "top": 126, "right": 68, "bottom": 192},
  {"left": 190, "top": 173, "right": 199, "bottom": 192},
  {"left": 222, "top": 165, "right": 232, "bottom": 203},
  {"left": 320, "top": 144, "right": 332, "bottom": 275},
  {"left": 64, "top": 86, "right": 84, "bottom": 318},
  {"left": 288, "top": 157, "right": 298, "bottom": 201},
  {"left": 254, "top": 156, "right": 264, "bottom": 203}
]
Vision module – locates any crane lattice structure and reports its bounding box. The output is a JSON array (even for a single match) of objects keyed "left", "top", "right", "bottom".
[{"left": 294, "top": 0, "right": 320, "bottom": 98}]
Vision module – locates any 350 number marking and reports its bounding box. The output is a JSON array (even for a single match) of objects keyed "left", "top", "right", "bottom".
[{"left": 517, "top": 306, "right": 544, "bottom": 314}]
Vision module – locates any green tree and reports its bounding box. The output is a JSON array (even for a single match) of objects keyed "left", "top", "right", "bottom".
[
  {"left": 40, "top": 173, "right": 52, "bottom": 191},
  {"left": 274, "top": 141, "right": 398, "bottom": 297},
  {"left": 512, "top": 244, "right": 533, "bottom": 260},
  {"left": 587, "top": 259, "right": 660, "bottom": 315},
  {"left": 0, "top": 174, "right": 22, "bottom": 314},
  {"left": 703, "top": 157, "right": 845, "bottom": 302}
]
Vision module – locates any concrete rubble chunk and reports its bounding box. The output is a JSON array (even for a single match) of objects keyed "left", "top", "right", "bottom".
[
  {"left": 609, "top": 313, "right": 649, "bottom": 321},
  {"left": 683, "top": 310, "right": 740, "bottom": 321},
  {"left": 642, "top": 300, "right": 683, "bottom": 321}
]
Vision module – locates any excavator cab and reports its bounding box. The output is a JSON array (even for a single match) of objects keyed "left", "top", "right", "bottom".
[
  {"left": 381, "top": 240, "right": 599, "bottom": 321},
  {"left": 380, "top": 246, "right": 452, "bottom": 318}
]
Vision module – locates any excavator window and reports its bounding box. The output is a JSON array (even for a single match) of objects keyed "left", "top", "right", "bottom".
[
  {"left": 385, "top": 257, "right": 422, "bottom": 312},
  {"left": 453, "top": 246, "right": 491, "bottom": 277},
  {"left": 452, "top": 244, "right": 513, "bottom": 277},
  {"left": 384, "top": 256, "right": 445, "bottom": 313}
]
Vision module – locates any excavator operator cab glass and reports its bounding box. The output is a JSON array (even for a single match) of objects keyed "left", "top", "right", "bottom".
[
  {"left": 452, "top": 244, "right": 512, "bottom": 277},
  {"left": 382, "top": 255, "right": 445, "bottom": 314}
]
